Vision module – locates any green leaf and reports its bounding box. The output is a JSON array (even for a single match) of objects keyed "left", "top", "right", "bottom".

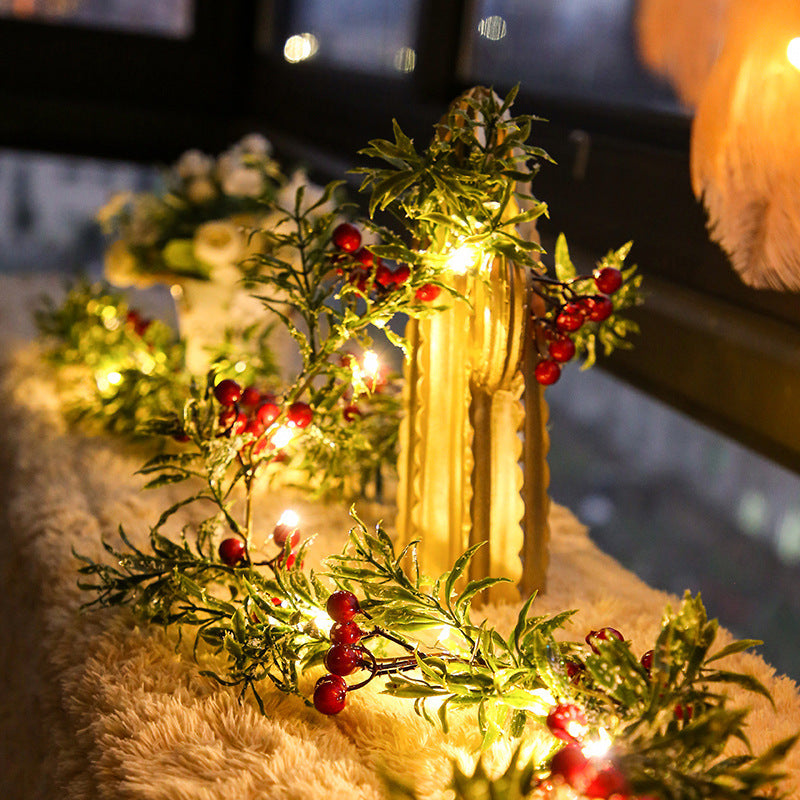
[
  {"left": 554, "top": 234, "right": 576, "bottom": 282},
  {"left": 706, "top": 639, "right": 763, "bottom": 664}
]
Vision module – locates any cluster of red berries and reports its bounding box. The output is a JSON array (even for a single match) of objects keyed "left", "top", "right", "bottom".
[
  {"left": 545, "top": 736, "right": 632, "bottom": 799},
  {"left": 313, "top": 590, "right": 367, "bottom": 715},
  {"left": 544, "top": 702, "right": 631, "bottom": 798},
  {"left": 532, "top": 266, "right": 624, "bottom": 387},
  {"left": 331, "top": 222, "right": 440, "bottom": 303},
  {"left": 217, "top": 514, "right": 303, "bottom": 569},
  {"left": 543, "top": 625, "right": 691, "bottom": 797},
  {"left": 125, "top": 308, "right": 152, "bottom": 337},
  {"left": 213, "top": 377, "right": 312, "bottom": 457}
]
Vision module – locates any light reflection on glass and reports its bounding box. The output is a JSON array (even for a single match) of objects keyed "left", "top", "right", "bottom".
[
  {"left": 283, "top": 32, "right": 319, "bottom": 64},
  {"left": 478, "top": 14, "right": 507, "bottom": 41},
  {"left": 271, "top": 1, "right": 420, "bottom": 77},
  {"left": 394, "top": 45, "right": 416, "bottom": 72}
]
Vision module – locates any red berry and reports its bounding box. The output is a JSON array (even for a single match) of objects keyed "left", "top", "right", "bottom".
[
  {"left": 353, "top": 248, "right": 375, "bottom": 269},
  {"left": 586, "top": 295, "right": 614, "bottom": 322},
  {"left": 214, "top": 379, "right": 242, "bottom": 407},
  {"left": 332, "top": 223, "right": 361, "bottom": 253},
  {"left": 256, "top": 401, "right": 280, "bottom": 427},
  {"left": 674, "top": 703, "right": 693, "bottom": 722},
  {"left": 327, "top": 590, "right": 361, "bottom": 623},
  {"left": 534, "top": 359, "right": 561, "bottom": 386},
  {"left": 594, "top": 267, "right": 623, "bottom": 295},
  {"left": 272, "top": 522, "right": 300, "bottom": 548},
  {"left": 218, "top": 537, "right": 246, "bottom": 566},
  {"left": 640, "top": 649, "right": 654, "bottom": 674},
  {"left": 392, "top": 264, "right": 411, "bottom": 285},
  {"left": 555, "top": 304, "right": 584, "bottom": 333},
  {"left": 546, "top": 703, "right": 588, "bottom": 743},
  {"left": 287, "top": 401, "right": 313, "bottom": 429},
  {"left": 219, "top": 410, "right": 247, "bottom": 435},
  {"left": 243, "top": 417, "right": 264, "bottom": 437},
  {"left": 324, "top": 644, "right": 365, "bottom": 676},
  {"left": 548, "top": 336, "right": 576, "bottom": 363},
  {"left": 415, "top": 283, "right": 441, "bottom": 302},
  {"left": 584, "top": 764, "right": 629, "bottom": 798},
  {"left": 313, "top": 674, "right": 348, "bottom": 715},
  {"left": 172, "top": 430, "right": 190, "bottom": 443},
  {"left": 230, "top": 412, "right": 248, "bottom": 435},
  {"left": 375, "top": 263, "right": 394, "bottom": 288},
  {"left": 586, "top": 627, "right": 624, "bottom": 654},
  {"left": 343, "top": 404, "right": 362, "bottom": 422},
  {"left": 549, "top": 744, "right": 595, "bottom": 793},
  {"left": 240, "top": 386, "right": 261, "bottom": 408},
  {"left": 566, "top": 660, "right": 586, "bottom": 684},
  {"left": 330, "top": 621, "right": 363, "bottom": 645}
]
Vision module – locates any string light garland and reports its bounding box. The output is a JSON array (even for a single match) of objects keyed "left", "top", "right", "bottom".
[{"left": 42, "top": 86, "right": 796, "bottom": 797}]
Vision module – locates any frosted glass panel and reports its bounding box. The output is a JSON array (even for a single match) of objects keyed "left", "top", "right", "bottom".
[{"left": 0, "top": 0, "right": 194, "bottom": 38}]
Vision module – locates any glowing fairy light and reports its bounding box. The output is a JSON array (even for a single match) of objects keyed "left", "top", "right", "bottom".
[
  {"left": 96, "top": 369, "right": 123, "bottom": 393},
  {"left": 169, "top": 284, "right": 183, "bottom": 300},
  {"left": 362, "top": 350, "right": 380, "bottom": 380},
  {"left": 446, "top": 244, "right": 480, "bottom": 275},
  {"left": 234, "top": 360, "right": 247, "bottom": 373},
  {"left": 271, "top": 425, "right": 295, "bottom": 449},
  {"left": 788, "top": 37, "right": 800, "bottom": 70},
  {"left": 311, "top": 606, "right": 333, "bottom": 635},
  {"left": 582, "top": 726, "right": 613, "bottom": 759},
  {"left": 277, "top": 509, "right": 299, "bottom": 530}
]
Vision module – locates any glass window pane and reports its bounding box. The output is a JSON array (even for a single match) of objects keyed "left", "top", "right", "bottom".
[
  {"left": 271, "top": 0, "right": 421, "bottom": 76},
  {"left": 548, "top": 365, "right": 800, "bottom": 682},
  {"left": 0, "top": 148, "right": 158, "bottom": 275},
  {"left": 461, "top": 0, "right": 689, "bottom": 116},
  {"left": 0, "top": 0, "right": 194, "bottom": 38}
]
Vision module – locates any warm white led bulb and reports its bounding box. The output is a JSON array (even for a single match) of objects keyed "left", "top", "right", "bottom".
[
  {"left": 362, "top": 350, "right": 380, "bottom": 378},
  {"left": 582, "top": 727, "right": 613, "bottom": 759},
  {"left": 278, "top": 509, "right": 300, "bottom": 529},
  {"left": 271, "top": 425, "right": 295, "bottom": 449},
  {"left": 447, "top": 244, "right": 479, "bottom": 275}
]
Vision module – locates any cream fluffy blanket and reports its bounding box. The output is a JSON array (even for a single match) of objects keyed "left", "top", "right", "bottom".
[{"left": 1, "top": 276, "right": 799, "bottom": 799}]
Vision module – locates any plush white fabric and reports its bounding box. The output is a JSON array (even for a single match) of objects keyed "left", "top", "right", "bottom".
[{"left": 1, "top": 276, "right": 799, "bottom": 799}]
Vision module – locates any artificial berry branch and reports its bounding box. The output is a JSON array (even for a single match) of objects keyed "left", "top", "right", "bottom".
[
  {"left": 78, "top": 499, "right": 796, "bottom": 799},
  {"left": 357, "top": 86, "right": 642, "bottom": 389},
  {"left": 529, "top": 235, "right": 643, "bottom": 386}
]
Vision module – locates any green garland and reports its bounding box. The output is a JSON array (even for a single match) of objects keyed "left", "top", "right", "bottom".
[{"left": 61, "top": 87, "right": 798, "bottom": 797}]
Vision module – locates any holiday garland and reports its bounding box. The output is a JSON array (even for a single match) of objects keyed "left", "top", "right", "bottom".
[{"left": 65, "top": 87, "right": 798, "bottom": 797}]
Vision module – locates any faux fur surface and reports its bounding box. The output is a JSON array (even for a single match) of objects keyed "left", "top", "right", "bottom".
[{"left": 1, "top": 276, "right": 799, "bottom": 799}]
